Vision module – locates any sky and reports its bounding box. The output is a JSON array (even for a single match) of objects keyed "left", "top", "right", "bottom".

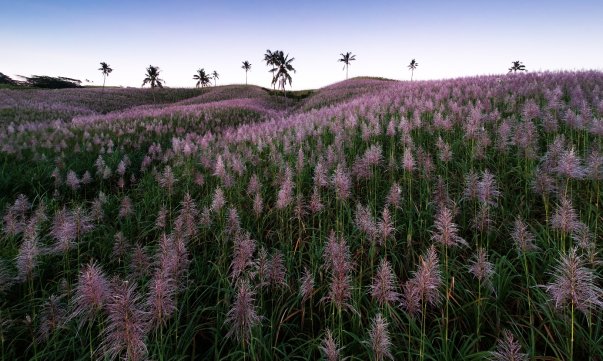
[{"left": 1, "top": 0, "right": 602, "bottom": 90}]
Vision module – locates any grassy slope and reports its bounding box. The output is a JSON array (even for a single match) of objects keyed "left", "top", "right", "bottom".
[{"left": 2, "top": 74, "right": 600, "bottom": 360}]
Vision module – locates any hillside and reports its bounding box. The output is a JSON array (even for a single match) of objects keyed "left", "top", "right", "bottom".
[
  {"left": 0, "top": 78, "right": 399, "bottom": 123},
  {"left": 0, "top": 71, "right": 602, "bottom": 360}
]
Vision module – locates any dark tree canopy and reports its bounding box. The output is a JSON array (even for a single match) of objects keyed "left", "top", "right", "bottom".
[
  {"left": 142, "top": 65, "right": 164, "bottom": 88},
  {"left": 193, "top": 68, "right": 212, "bottom": 88},
  {"left": 508, "top": 61, "right": 527, "bottom": 73},
  {"left": 0, "top": 72, "right": 17, "bottom": 85},
  {"left": 18, "top": 75, "right": 81, "bottom": 88}
]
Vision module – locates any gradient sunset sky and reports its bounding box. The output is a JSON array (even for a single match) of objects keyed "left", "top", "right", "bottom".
[{"left": 2, "top": 0, "right": 602, "bottom": 89}]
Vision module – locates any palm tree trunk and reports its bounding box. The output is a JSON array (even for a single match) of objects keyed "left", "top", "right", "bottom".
[
  {"left": 411, "top": 69, "right": 414, "bottom": 81},
  {"left": 102, "top": 76, "right": 106, "bottom": 94},
  {"left": 245, "top": 71, "right": 248, "bottom": 85},
  {"left": 346, "top": 65, "right": 348, "bottom": 80}
]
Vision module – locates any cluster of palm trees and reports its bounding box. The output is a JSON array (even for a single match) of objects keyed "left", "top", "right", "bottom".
[
  {"left": 96, "top": 58, "right": 527, "bottom": 91},
  {"left": 192, "top": 69, "right": 220, "bottom": 88},
  {"left": 264, "top": 50, "right": 296, "bottom": 95},
  {"left": 509, "top": 60, "right": 527, "bottom": 73},
  {"left": 192, "top": 69, "right": 210, "bottom": 88},
  {"left": 142, "top": 65, "right": 164, "bottom": 88}
]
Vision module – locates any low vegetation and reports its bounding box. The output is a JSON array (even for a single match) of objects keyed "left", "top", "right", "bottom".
[{"left": 0, "top": 72, "right": 602, "bottom": 360}]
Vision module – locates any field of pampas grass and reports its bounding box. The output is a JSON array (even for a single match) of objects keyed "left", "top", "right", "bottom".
[{"left": 0, "top": 72, "right": 602, "bottom": 360}]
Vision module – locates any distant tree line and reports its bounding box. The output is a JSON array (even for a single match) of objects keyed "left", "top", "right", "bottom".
[
  {"left": 3, "top": 58, "right": 528, "bottom": 91},
  {"left": 0, "top": 72, "right": 17, "bottom": 85},
  {"left": 0, "top": 72, "right": 82, "bottom": 88}
]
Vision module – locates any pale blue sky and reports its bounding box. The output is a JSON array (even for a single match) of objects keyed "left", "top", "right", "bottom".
[{"left": 1, "top": 0, "right": 602, "bottom": 89}]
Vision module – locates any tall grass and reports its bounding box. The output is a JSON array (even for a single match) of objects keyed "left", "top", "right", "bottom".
[{"left": 0, "top": 72, "right": 602, "bottom": 360}]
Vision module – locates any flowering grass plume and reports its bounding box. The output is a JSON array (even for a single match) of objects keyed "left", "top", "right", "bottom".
[
  {"left": 299, "top": 267, "right": 314, "bottom": 303},
  {"left": 211, "top": 187, "right": 226, "bottom": 213},
  {"left": 130, "top": 244, "right": 151, "bottom": 279},
  {"left": 585, "top": 148, "right": 603, "bottom": 180},
  {"left": 355, "top": 203, "right": 377, "bottom": 242},
  {"left": 377, "top": 208, "right": 394, "bottom": 245},
  {"left": 544, "top": 247, "right": 603, "bottom": 315},
  {"left": 90, "top": 196, "right": 105, "bottom": 222},
  {"left": 385, "top": 182, "right": 402, "bottom": 208},
  {"left": 224, "top": 279, "right": 261, "bottom": 343},
  {"left": 118, "top": 196, "right": 134, "bottom": 219},
  {"left": 72, "top": 206, "right": 94, "bottom": 238},
  {"left": 511, "top": 217, "right": 539, "bottom": 254},
  {"left": 37, "top": 295, "right": 67, "bottom": 343},
  {"left": 550, "top": 196, "right": 580, "bottom": 235},
  {"left": 65, "top": 170, "right": 80, "bottom": 191},
  {"left": 463, "top": 170, "right": 479, "bottom": 201},
  {"left": 112, "top": 232, "right": 129, "bottom": 259},
  {"left": 320, "top": 328, "right": 342, "bottom": 361},
  {"left": 147, "top": 267, "right": 177, "bottom": 328},
  {"left": 469, "top": 248, "right": 495, "bottom": 290},
  {"left": 401, "top": 278, "right": 422, "bottom": 316},
  {"left": 323, "top": 231, "right": 354, "bottom": 311},
  {"left": 276, "top": 166, "right": 294, "bottom": 209},
  {"left": 175, "top": 192, "right": 199, "bottom": 238},
  {"left": 230, "top": 232, "right": 256, "bottom": 280},
  {"left": 555, "top": 147, "right": 586, "bottom": 179},
  {"left": 50, "top": 208, "right": 76, "bottom": 254},
  {"left": 268, "top": 249, "right": 287, "bottom": 288},
  {"left": 489, "top": 330, "right": 528, "bottom": 361},
  {"left": 155, "top": 206, "right": 167, "bottom": 229},
  {"left": 408, "top": 245, "right": 442, "bottom": 309},
  {"left": 101, "top": 280, "right": 149, "bottom": 361},
  {"left": 157, "top": 165, "right": 177, "bottom": 194},
  {"left": 402, "top": 147, "right": 415, "bottom": 173},
  {"left": 431, "top": 206, "right": 467, "bottom": 247},
  {"left": 16, "top": 237, "right": 39, "bottom": 282},
  {"left": 369, "top": 258, "right": 399, "bottom": 307},
  {"left": 253, "top": 192, "right": 264, "bottom": 217},
  {"left": 368, "top": 313, "right": 393, "bottom": 361},
  {"left": 332, "top": 163, "right": 351, "bottom": 201},
  {"left": 254, "top": 247, "right": 270, "bottom": 287},
  {"left": 472, "top": 203, "right": 494, "bottom": 233},
  {"left": 309, "top": 186, "right": 324, "bottom": 214},
  {"left": 477, "top": 169, "right": 500, "bottom": 206},
  {"left": 72, "top": 261, "right": 110, "bottom": 322}
]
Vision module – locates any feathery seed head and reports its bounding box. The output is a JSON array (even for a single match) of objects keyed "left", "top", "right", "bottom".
[
  {"left": 368, "top": 313, "right": 393, "bottom": 361},
  {"left": 489, "top": 330, "right": 528, "bottom": 361},
  {"left": 224, "top": 279, "right": 261, "bottom": 343}
]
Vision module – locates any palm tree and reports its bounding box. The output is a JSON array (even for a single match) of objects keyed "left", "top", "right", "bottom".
[
  {"left": 508, "top": 61, "right": 527, "bottom": 73},
  {"left": 241, "top": 61, "right": 251, "bottom": 85},
  {"left": 338, "top": 52, "right": 356, "bottom": 80},
  {"left": 264, "top": 49, "right": 279, "bottom": 89},
  {"left": 193, "top": 69, "right": 212, "bottom": 88},
  {"left": 142, "top": 65, "right": 164, "bottom": 88},
  {"left": 98, "top": 62, "right": 113, "bottom": 92},
  {"left": 142, "top": 65, "right": 164, "bottom": 103},
  {"left": 271, "top": 51, "right": 295, "bottom": 97},
  {"left": 408, "top": 59, "right": 418, "bottom": 81},
  {"left": 212, "top": 70, "right": 219, "bottom": 86}
]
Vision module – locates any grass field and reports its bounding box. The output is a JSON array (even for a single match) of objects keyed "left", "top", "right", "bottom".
[{"left": 0, "top": 72, "right": 602, "bottom": 360}]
